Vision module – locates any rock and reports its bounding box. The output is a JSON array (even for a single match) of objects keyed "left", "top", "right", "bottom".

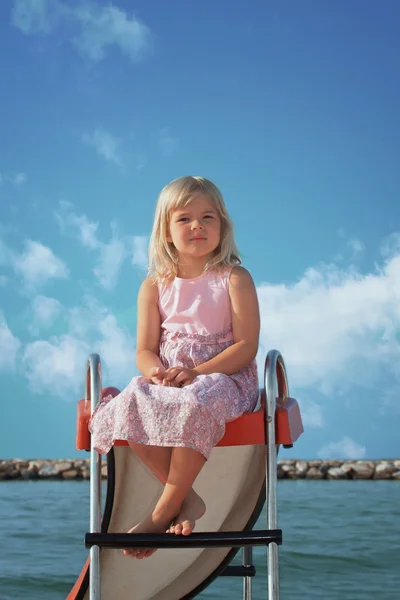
[
  {"left": 82, "top": 469, "right": 90, "bottom": 480},
  {"left": 305, "top": 467, "right": 325, "bottom": 479},
  {"left": 20, "top": 468, "right": 39, "bottom": 480},
  {"left": 101, "top": 465, "right": 108, "bottom": 479},
  {"left": 319, "top": 463, "right": 332, "bottom": 475},
  {"left": 392, "top": 471, "right": 400, "bottom": 480},
  {"left": 54, "top": 461, "right": 73, "bottom": 473},
  {"left": 295, "top": 461, "right": 309, "bottom": 478},
  {"left": 343, "top": 462, "right": 374, "bottom": 479},
  {"left": 62, "top": 469, "right": 80, "bottom": 480},
  {"left": 38, "top": 464, "right": 62, "bottom": 479},
  {"left": 15, "top": 460, "right": 30, "bottom": 470},
  {"left": 307, "top": 460, "right": 322, "bottom": 468},
  {"left": 327, "top": 467, "right": 349, "bottom": 480},
  {"left": 393, "top": 460, "right": 400, "bottom": 469},
  {"left": 277, "top": 464, "right": 285, "bottom": 479},
  {"left": 373, "top": 461, "right": 395, "bottom": 480},
  {"left": 74, "top": 460, "right": 89, "bottom": 468}
]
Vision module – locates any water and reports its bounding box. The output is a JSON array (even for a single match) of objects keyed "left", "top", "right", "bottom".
[{"left": 0, "top": 480, "right": 399, "bottom": 599}]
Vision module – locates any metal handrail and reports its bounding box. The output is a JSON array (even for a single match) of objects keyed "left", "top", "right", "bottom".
[
  {"left": 84, "top": 349, "right": 288, "bottom": 600},
  {"left": 264, "top": 349, "right": 289, "bottom": 600},
  {"left": 86, "top": 353, "right": 103, "bottom": 600}
]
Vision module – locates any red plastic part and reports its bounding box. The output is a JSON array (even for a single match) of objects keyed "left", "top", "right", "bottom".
[{"left": 76, "top": 388, "right": 303, "bottom": 452}]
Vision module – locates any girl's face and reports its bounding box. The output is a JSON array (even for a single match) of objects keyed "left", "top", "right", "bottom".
[{"left": 167, "top": 193, "right": 221, "bottom": 262}]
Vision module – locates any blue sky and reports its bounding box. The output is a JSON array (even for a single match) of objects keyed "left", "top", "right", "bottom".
[{"left": 0, "top": 0, "right": 399, "bottom": 460}]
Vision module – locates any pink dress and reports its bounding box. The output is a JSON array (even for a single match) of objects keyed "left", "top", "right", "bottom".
[{"left": 89, "top": 267, "right": 259, "bottom": 459}]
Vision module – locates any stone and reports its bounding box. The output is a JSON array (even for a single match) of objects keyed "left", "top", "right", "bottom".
[
  {"left": 393, "top": 460, "right": 400, "bottom": 469},
  {"left": 342, "top": 463, "right": 373, "bottom": 479},
  {"left": 373, "top": 461, "right": 395, "bottom": 480},
  {"left": 28, "top": 461, "right": 41, "bottom": 472},
  {"left": 62, "top": 469, "right": 80, "bottom": 480},
  {"left": 295, "top": 461, "right": 309, "bottom": 478},
  {"left": 54, "top": 461, "right": 73, "bottom": 473},
  {"left": 20, "top": 468, "right": 39, "bottom": 480},
  {"left": 305, "top": 467, "right": 325, "bottom": 479},
  {"left": 38, "top": 464, "right": 62, "bottom": 479},
  {"left": 74, "top": 460, "right": 89, "bottom": 468},
  {"left": 307, "top": 460, "right": 322, "bottom": 467},
  {"left": 15, "top": 460, "right": 30, "bottom": 470},
  {"left": 101, "top": 465, "right": 108, "bottom": 479},
  {"left": 318, "top": 463, "right": 332, "bottom": 475},
  {"left": 277, "top": 464, "right": 285, "bottom": 479},
  {"left": 392, "top": 470, "right": 400, "bottom": 480},
  {"left": 327, "top": 467, "right": 349, "bottom": 480}
]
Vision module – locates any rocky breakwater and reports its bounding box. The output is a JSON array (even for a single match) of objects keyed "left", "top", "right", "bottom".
[
  {"left": 277, "top": 459, "right": 400, "bottom": 480},
  {"left": 0, "top": 459, "right": 107, "bottom": 481},
  {"left": 1, "top": 459, "right": 400, "bottom": 481}
]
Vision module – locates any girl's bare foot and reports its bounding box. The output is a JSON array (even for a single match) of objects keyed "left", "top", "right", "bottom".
[
  {"left": 123, "top": 506, "right": 176, "bottom": 559},
  {"left": 166, "top": 490, "right": 206, "bottom": 536}
]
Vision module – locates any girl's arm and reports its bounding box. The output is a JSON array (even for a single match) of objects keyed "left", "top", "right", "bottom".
[
  {"left": 194, "top": 266, "right": 260, "bottom": 376},
  {"left": 136, "top": 277, "right": 165, "bottom": 378}
]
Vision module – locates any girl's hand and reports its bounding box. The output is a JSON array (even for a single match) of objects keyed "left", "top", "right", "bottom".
[
  {"left": 163, "top": 367, "right": 199, "bottom": 388},
  {"left": 148, "top": 367, "right": 166, "bottom": 385},
  {"left": 148, "top": 366, "right": 181, "bottom": 387}
]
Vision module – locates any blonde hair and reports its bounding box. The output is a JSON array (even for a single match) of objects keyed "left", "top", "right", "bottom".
[{"left": 148, "top": 176, "right": 241, "bottom": 280}]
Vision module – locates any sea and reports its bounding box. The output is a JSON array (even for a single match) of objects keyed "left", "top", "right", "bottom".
[{"left": 0, "top": 480, "right": 399, "bottom": 600}]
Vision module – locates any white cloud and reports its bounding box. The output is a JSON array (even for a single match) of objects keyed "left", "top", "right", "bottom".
[
  {"left": 317, "top": 436, "right": 366, "bottom": 459},
  {"left": 132, "top": 236, "right": 148, "bottom": 269},
  {"left": 0, "top": 313, "right": 21, "bottom": 371},
  {"left": 13, "top": 172, "right": 27, "bottom": 186},
  {"left": 0, "top": 238, "right": 10, "bottom": 265},
  {"left": 11, "top": 0, "right": 60, "bottom": 34},
  {"left": 257, "top": 246, "right": 400, "bottom": 398},
  {"left": 297, "top": 399, "right": 324, "bottom": 429},
  {"left": 73, "top": 4, "right": 150, "bottom": 62},
  {"left": 96, "top": 313, "right": 135, "bottom": 384},
  {"left": 82, "top": 128, "right": 123, "bottom": 168},
  {"left": 94, "top": 235, "right": 126, "bottom": 290},
  {"left": 347, "top": 237, "right": 364, "bottom": 260},
  {"left": 23, "top": 334, "right": 89, "bottom": 396},
  {"left": 12, "top": 240, "right": 69, "bottom": 286},
  {"left": 0, "top": 171, "right": 26, "bottom": 187},
  {"left": 158, "top": 128, "right": 179, "bottom": 158},
  {"left": 31, "top": 295, "right": 63, "bottom": 333},
  {"left": 380, "top": 232, "right": 400, "bottom": 259},
  {"left": 56, "top": 201, "right": 99, "bottom": 249},
  {"left": 12, "top": 1, "right": 151, "bottom": 62},
  {"left": 56, "top": 202, "right": 143, "bottom": 289},
  {"left": 23, "top": 297, "right": 135, "bottom": 396}
]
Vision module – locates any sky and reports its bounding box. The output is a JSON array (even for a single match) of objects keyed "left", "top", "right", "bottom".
[{"left": 0, "top": 0, "right": 399, "bottom": 461}]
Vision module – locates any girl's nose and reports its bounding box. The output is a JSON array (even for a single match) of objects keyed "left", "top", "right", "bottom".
[{"left": 191, "top": 220, "right": 203, "bottom": 229}]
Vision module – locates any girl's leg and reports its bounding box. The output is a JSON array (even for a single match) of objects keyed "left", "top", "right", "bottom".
[
  {"left": 128, "top": 443, "right": 172, "bottom": 483},
  {"left": 128, "top": 443, "right": 205, "bottom": 532},
  {"left": 126, "top": 447, "right": 206, "bottom": 559}
]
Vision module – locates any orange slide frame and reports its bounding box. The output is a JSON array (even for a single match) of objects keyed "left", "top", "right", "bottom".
[{"left": 76, "top": 386, "right": 303, "bottom": 452}]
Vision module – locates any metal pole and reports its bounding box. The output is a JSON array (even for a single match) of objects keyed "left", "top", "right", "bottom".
[
  {"left": 264, "top": 350, "right": 289, "bottom": 600},
  {"left": 87, "top": 353, "right": 103, "bottom": 600},
  {"left": 242, "top": 546, "right": 253, "bottom": 600}
]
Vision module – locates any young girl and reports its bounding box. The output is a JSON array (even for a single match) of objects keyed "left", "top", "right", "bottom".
[{"left": 89, "top": 176, "right": 260, "bottom": 559}]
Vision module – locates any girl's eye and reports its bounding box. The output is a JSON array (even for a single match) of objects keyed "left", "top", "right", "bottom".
[{"left": 178, "top": 217, "right": 189, "bottom": 222}]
